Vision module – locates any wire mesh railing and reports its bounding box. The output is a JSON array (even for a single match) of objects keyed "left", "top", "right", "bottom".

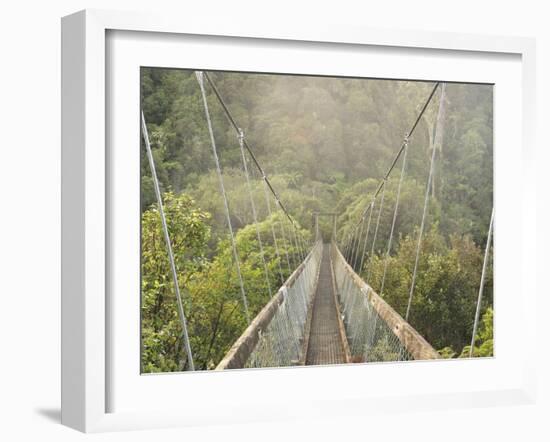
[
  {"left": 216, "top": 240, "right": 323, "bottom": 369},
  {"left": 331, "top": 242, "right": 439, "bottom": 362}
]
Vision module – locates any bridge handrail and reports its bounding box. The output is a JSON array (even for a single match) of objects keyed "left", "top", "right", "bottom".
[
  {"left": 216, "top": 240, "right": 323, "bottom": 370},
  {"left": 332, "top": 242, "right": 440, "bottom": 360}
]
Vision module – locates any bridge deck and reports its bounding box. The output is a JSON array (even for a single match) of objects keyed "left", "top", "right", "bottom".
[{"left": 305, "top": 244, "right": 347, "bottom": 365}]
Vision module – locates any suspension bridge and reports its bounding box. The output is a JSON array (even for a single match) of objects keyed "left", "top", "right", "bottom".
[{"left": 141, "top": 72, "right": 494, "bottom": 371}]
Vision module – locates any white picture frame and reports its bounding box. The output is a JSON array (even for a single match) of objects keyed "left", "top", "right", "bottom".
[{"left": 61, "top": 9, "right": 537, "bottom": 433}]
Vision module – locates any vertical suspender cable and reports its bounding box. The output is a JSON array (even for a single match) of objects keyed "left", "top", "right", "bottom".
[
  {"left": 405, "top": 84, "right": 446, "bottom": 321},
  {"left": 263, "top": 179, "right": 285, "bottom": 284},
  {"left": 296, "top": 227, "right": 308, "bottom": 261},
  {"left": 315, "top": 214, "right": 321, "bottom": 242},
  {"left": 352, "top": 225, "right": 360, "bottom": 263},
  {"left": 204, "top": 72, "right": 305, "bottom": 242},
  {"left": 343, "top": 232, "right": 350, "bottom": 259},
  {"left": 366, "top": 181, "right": 386, "bottom": 283},
  {"left": 380, "top": 139, "right": 409, "bottom": 296},
  {"left": 345, "top": 227, "right": 355, "bottom": 261},
  {"left": 289, "top": 221, "right": 303, "bottom": 267},
  {"left": 342, "top": 233, "right": 350, "bottom": 260},
  {"left": 196, "top": 71, "right": 251, "bottom": 324},
  {"left": 278, "top": 209, "right": 293, "bottom": 274},
  {"left": 338, "top": 228, "right": 345, "bottom": 249},
  {"left": 238, "top": 129, "right": 272, "bottom": 298},
  {"left": 342, "top": 82, "right": 439, "bottom": 260},
  {"left": 358, "top": 202, "right": 375, "bottom": 274},
  {"left": 203, "top": 71, "right": 312, "bottom": 265},
  {"left": 141, "top": 112, "right": 195, "bottom": 371},
  {"left": 347, "top": 224, "right": 356, "bottom": 265},
  {"left": 352, "top": 215, "right": 366, "bottom": 271},
  {"left": 353, "top": 225, "right": 362, "bottom": 263},
  {"left": 290, "top": 221, "right": 310, "bottom": 300},
  {"left": 469, "top": 207, "right": 494, "bottom": 357},
  {"left": 346, "top": 226, "right": 357, "bottom": 262}
]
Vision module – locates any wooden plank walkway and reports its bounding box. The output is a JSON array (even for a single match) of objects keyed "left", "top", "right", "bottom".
[{"left": 305, "top": 244, "right": 347, "bottom": 365}]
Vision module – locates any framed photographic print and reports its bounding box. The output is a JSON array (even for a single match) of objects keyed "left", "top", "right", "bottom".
[{"left": 61, "top": 9, "right": 536, "bottom": 432}]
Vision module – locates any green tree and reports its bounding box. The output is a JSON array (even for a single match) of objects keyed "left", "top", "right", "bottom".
[
  {"left": 459, "top": 307, "right": 494, "bottom": 358},
  {"left": 141, "top": 193, "right": 211, "bottom": 372},
  {"left": 365, "top": 228, "right": 491, "bottom": 353}
]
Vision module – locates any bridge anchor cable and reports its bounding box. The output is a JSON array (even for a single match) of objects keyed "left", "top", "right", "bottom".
[
  {"left": 469, "top": 207, "right": 494, "bottom": 357},
  {"left": 196, "top": 71, "right": 251, "bottom": 324},
  {"left": 380, "top": 137, "right": 409, "bottom": 296},
  {"left": 141, "top": 111, "right": 195, "bottom": 371},
  {"left": 405, "top": 83, "right": 446, "bottom": 321}
]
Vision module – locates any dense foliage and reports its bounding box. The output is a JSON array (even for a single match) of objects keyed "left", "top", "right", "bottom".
[
  {"left": 142, "top": 192, "right": 309, "bottom": 371},
  {"left": 140, "top": 68, "right": 493, "bottom": 371}
]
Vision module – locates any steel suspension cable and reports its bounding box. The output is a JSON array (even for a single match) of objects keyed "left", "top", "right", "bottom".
[
  {"left": 203, "top": 72, "right": 302, "bottom": 234},
  {"left": 342, "top": 229, "right": 349, "bottom": 256},
  {"left": 366, "top": 180, "right": 386, "bottom": 283},
  {"left": 291, "top": 224, "right": 310, "bottom": 292},
  {"left": 349, "top": 223, "right": 359, "bottom": 261},
  {"left": 277, "top": 209, "right": 293, "bottom": 275},
  {"left": 358, "top": 202, "right": 375, "bottom": 274},
  {"left": 345, "top": 226, "right": 357, "bottom": 262},
  {"left": 284, "top": 216, "right": 299, "bottom": 270},
  {"left": 238, "top": 129, "right": 273, "bottom": 298},
  {"left": 346, "top": 82, "right": 440, "bottom": 234},
  {"left": 141, "top": 112, "right": 195, "bottom": 371},
  {"left": 342, "top": 226, "right": 351, "bottom": 249},
  {"left": 370, "top": 83, "right": 440, "bottom": 203},
  {"left": 350, "top": 227, "right": 359, "bottom": 263},
  {"left": 337, "top": 226, "right": 345, "bottom": 248},
  {"left": 296, "top": 227, "right": 308, "bottom": 261},
  {"left": 263, "top": 179, "right": 285, "bottom": 284},
  {"left": 342, "top": 232, "right": 350, "bottom": 259},
  {"left": 380, "top": 140, "right": 409, "bottom": 296},
  {"left": 289, "top": 219, "right": 303, "bottom": 267},
  {"left": 289, "top": 220, "right": 310, "bottom": 302},
  {"left": 344, "top": 227, "right": 354, "bottom": 261},
  {"left": 196, "top": 72, "right": 251, "bottom": 324},
  {"left": 350, "top": 222, "right": 361, "bottom": 266},
  {"left": 352, "top": 215, "right": 366, "bottom": 271},
  {"left": 469, "top": 207, "right": 494, "bottom": 357},
  {"left": 405, "top": 84, "right": 446, "bottom": 321},
  {"left": 314, "top": 215, "right": 319, "bottom": 240}
]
